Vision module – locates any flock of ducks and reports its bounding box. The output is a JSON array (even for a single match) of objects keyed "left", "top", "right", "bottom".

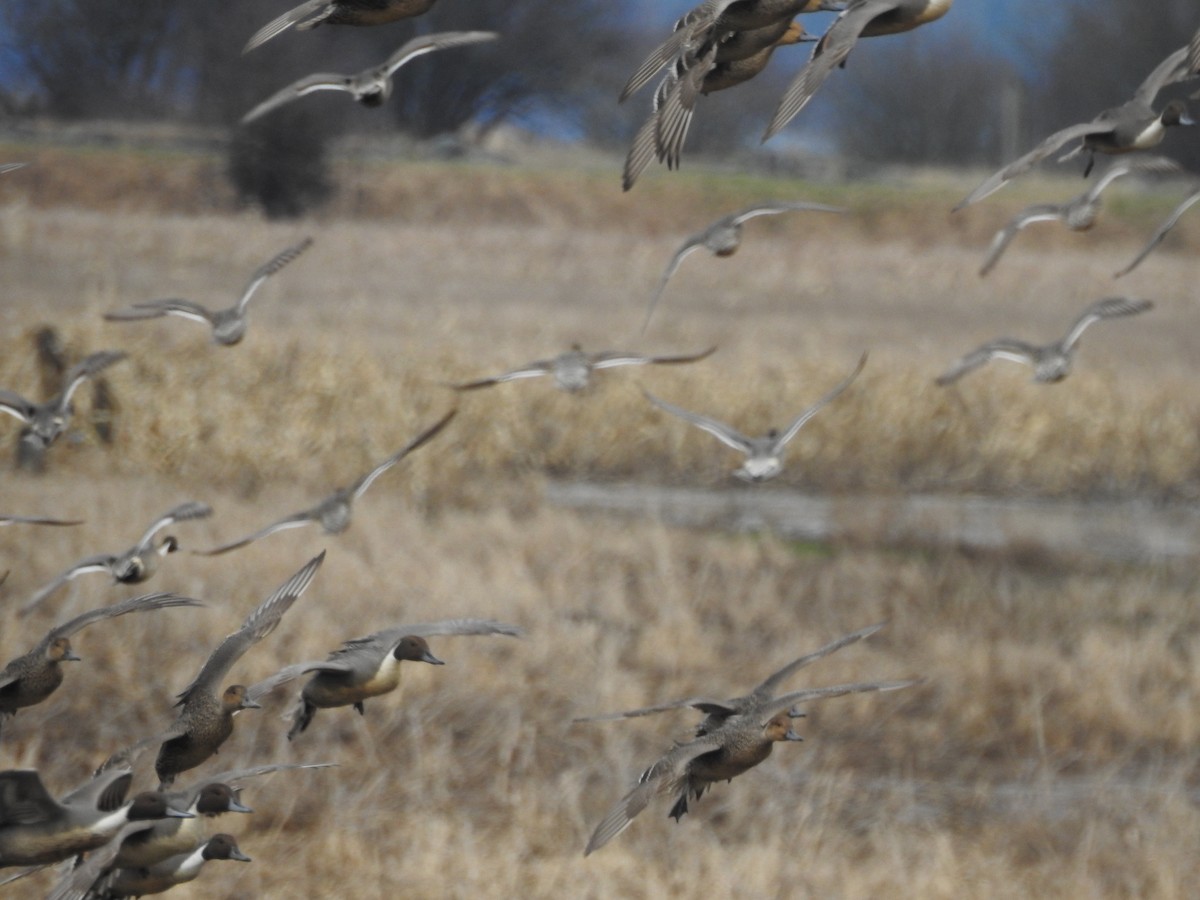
[{"left": 2, "top": 1, "right": 1200, "bottom": 894}]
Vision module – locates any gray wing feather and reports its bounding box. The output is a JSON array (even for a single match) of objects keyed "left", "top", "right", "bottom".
[
  {"left": 1061, "top": 296, "right": 1152, "bottom": 352},
  {"left": 751, "top": 622, "right": 887, "bottom": 701},
  {"left": 590, "top": 346, "right": 716, "bottom": 370},
  {"left": 243, "top": 0, "right": 331, "bottom": 53},
  {"left": 348, "top": 409, "right": 457, "bottom": 500},
  {"left": 104, "top": 299, "right": 212, "bottom": 324},
  {"left": 643, "top": 389, "right": 752, "bottom": 452},
  {"left": 47, "top": 592, "right": 202, "bottom": 643},
  {"left": 241, "top": 74, "right": 356, "bottom": 124},
  {"left": 978, "top": 205, "right": 1062, "bottom": 277},
  {"left": 1115, "top": 186, "right": 1200, "bottom": 278},
  {"left": 776, "top": 351, "right": 867, "bottom": 448},
  {"left": 383, "top": 31, "right": 499, "bottom": 78},
  {"left": 954, "top": 121, "right": 1114, "bottom": 210},
  {"left": 757, "top": 678, "right": 921, "bottom": 721},
  {"left": 195, "top": 511, "right": 317, "bottom": 556},
  {"left": 237, "top": 237, "right": 314, "bottom": 313},
  {"left": 936, "top": 339, "right": 1040, "bottom": 385},
  {"left": 175, "top": 552, "right": 324, "bottom": 704},
  {"left": 58, "top": 351, "right": 126, "bottom": 408},
  {"left": 137, "top": 501, "right": 213, "bottom": 548}
]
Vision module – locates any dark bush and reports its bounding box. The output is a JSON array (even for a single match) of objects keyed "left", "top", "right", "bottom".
[{"left": 226, "top": 110, "right": 334, "bottom": 220}]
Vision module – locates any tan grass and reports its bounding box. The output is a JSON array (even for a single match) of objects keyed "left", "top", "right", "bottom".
[{"left": 1, "top": 159, "right": 1199, "bottom": 897}]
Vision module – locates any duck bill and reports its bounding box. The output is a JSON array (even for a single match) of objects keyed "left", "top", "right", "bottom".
[
  {"left": 784, "top": 729, "right": 804, "bottom": 742},
  {"left": 421, "top": 651, "right": 445, "bottom": 666},
  {"left": 167, "top": 807, "right": 196, "bottom": 819},
  {"left": 231, "top": 849, "right": 253, "bottom": 862},
  {"left": 240, "top": 699, "right": 262, "bottom": 710},
  {"left": 63, "top": 650, "right": 82, "bottom": 662},
  {"left": 229, "top": 799, "right": 254, "bottom": 814}
]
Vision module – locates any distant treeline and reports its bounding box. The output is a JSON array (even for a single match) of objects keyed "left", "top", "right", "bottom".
[{"left": 1, "top": 0, "right": 1195, "bottom": 170}]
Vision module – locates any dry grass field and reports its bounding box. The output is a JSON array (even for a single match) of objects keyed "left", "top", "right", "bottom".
[{"left": 1, "top": 143, "right": 1199, "bottom": 898}]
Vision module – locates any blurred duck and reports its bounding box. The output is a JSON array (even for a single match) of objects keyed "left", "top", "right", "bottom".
[
  {"left": 582, "top": 623, "right": 914, "bottom": 854},
  {"left": 254, "top": 619, "right": 522, "bottom": 739},
  {"left": 197, "top": 411, "right": 454, "bottom": 556},
  {"left": 644, "top": 200, "right": 844, "bottom": 330},
  {"left": 584, "top": 713, "right": 802, "bottom": 854},
  {"left": 977, "top": 156, "right": 1181, "bottom": 276},
  {"left": 1115, "top": 183, "right": 1200, "bottom": 277},
  {"left": 0, "top": 770, "right": 191, "bottom": 868},
  {"left": 50, "top": 765, "right": 330, "bottom": 900},
  {"left": 575, "top": 622, "right": 906, "bottom": 734},
  {"left": 0, "top": 350, "right": 125, "bottom": 454},
  {"left": 22, "top": 502, "right": 212, "bottom": 615},
  {"left": 0, "top": 163, "right": 25, "bottom": 175},
  {"left": 935, "top": 297, "right": 1153, "bottom": 385},
  {"left": 644, "top": 353, "right": 866, "bottom": 482},
  {"left": 620, "top": 1, "right": 845, "bottom": 103},
  {"left": 241, "top": 32, "right": 498, "bottom": 123},
  {"left": 763, "top": 0, "right": 954, "bottom": 140},
  {"left": 451, "top": 346, "right": 716, "bottom": 393},
  {"left": 244, "top": 0, "right": 441, "bottom": 53},
  {"left": 153, "top": 553, "right": 324, "bottom": 788},
  {"left": 84, "top": 834, "right": 251, "bottom": 899},
  {"left": 624, "top": 20, "right": 814, "bottom": 190},
  {"left": 104, "top": 239, "right": 312, "bottom": 346},
  {"left": 956, "top": 44, "right": 1196, "bottom": 209},
  {"left": 0, "top": 593, "right": 201, "bottom": 734}
]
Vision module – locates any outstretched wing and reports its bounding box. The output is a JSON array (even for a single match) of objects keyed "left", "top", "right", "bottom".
[
  {"left": 137, "top": 501, "right": 213, "bottom": 549},
  {"left": 763, "top": 0, "right": 896, "bottom": 141},
  {"left": 776, "top": 351, "right": 867, "bottom": 449},
  {"left": 935, "top": 339, "right": 1040, "bottom": 385},
  {"left": 58, "top": 351, "right": 126, "bottom": 409},
  {"left": 450, "top": 360, "right": 555, "bottom": 391},
  {"left": 751, "top": 622, "right": 887, "bottom": 701},
  {"left": 242, "top": 0, "right": 331, "bottom": 54},
  {"left": 242, "top": 73, "right": 357, "bottom": 124},
  {"left": 643, "top": 389, "right": 752, "bottom": 452},
  {"left": 727, "top": 200, "right": 845, "bottom": 227},
  {"left": 195, "top": 509, "right": 319, "bottom": 556},
  {"left": 348, "top": 409, "right": 457, "bottom": 501},
  {"left": 978, "top": 205, "right": 1062, "bottom": 277},
  {"left": 382, "top": 31, "right": 499, "bottom": 79},
  {"left": 174, "top": 552, "right": 324, "bottom": 705},
  {"left": 20, "top": 555, "right": 117, "bottom": 615},
  {"left": 954, "top": 121, "right": 1113, "bottom": 210},
  {"left": 0, "top": 514, "right": 83, "bottom": 527},
  {"left": 572, "top": 696, "right": 734, "bottom": 724},
  {"left": 1060, "top": 296, "right": 1153, "bottom": 352},
  {"left": 757, "top": 678, "right": 921, "bottom": 721},
  {"left": 104, "top": 299, "right": 213, "bottom": 325},
  {"left": 1115, "top": 185, "right": 1200, "bottom": 278},
  {"left": 48, "top": 591, "right": 202, "bottom": 643},
  {"left": 590, "top": 346, "right": 717, "bottom": 370},
  {"left": 584, "top": 735, "right": 722, "bottom": 855},
  {"left": 0, "top": 390, "right": 37, "bottom": 424},
  {"left": 237, "top": 237, "right": 314, "bottom": 313}
]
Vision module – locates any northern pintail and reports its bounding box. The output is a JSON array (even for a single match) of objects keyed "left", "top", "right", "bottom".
[
  {"left": 241, "top": 32, "right": 498, "bottom": 123},
  {"left": 0, "top": 592, "right": 201, "bottom": 733},
  {"left": 575, "top": 622, "right": 907, "bottom": 734},
  {"left": 620, "top": 2, "right": 843, "bottom": 104},
  {"left": 582, "top": 624, "right": 914, "bottom": 854},
  {"left": 623, "top": 21, "right": 814, "bottom": 191},
  {"left": 0, "top": 771, "right": 191, "bottom": 868},
  {"left": 110, "top": 763, "right": 329, "bottom": 871},
  {"left": 1115, "top": 183, "right": 1200, "bottom": 277},
  {"left": 197, "top": 410, "right": 454, "bottom": 556},
  {"left": 21, "top": 501, "right": 213, "bottom": 614},
  {"left": 585, "top": 714, "right": 800, "bottom": 854},
  {"left": 0, "top": 350, "right": 125, "bottom": 453},
  {"left": 153, "top": 553, "right": 324, "bottom": 788},
  {"left": 644, "top": 200, "right": 844, "bottom": 331},
  {"left": 644, "top": 352, "right": 866, "bottom": 482},
  {"left": 46, "top": 764, "right": 330, "bottom": 900},
  {"left": 0, "top": 515, "right": 82, "bottom": 527},
  {"left": 103, "top": 239, "right": 312, "bottom": 346},
  {"left": 244, "top": 0, "right": 440, "bottom": 53},
  {"left": 763, "top": 0, "right": 954, "bottom": 140},
  {"left": 978, "top": 156, "right": 1181, "bottom": 277},
  {"left": 252, "top": 619, "right": 521, "bottom": 739},
  {"left": 451, "top": 345, "right": 716, "bottom": 393},
  {"left": 84, "top": 834, "right": 251, "bottom": 899},
  {"left": 955, "top": 45, "right": 1195, "bottom": 209},
  {"left": 935, "top": 296, "right": 1153, "bottom": 385}
]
